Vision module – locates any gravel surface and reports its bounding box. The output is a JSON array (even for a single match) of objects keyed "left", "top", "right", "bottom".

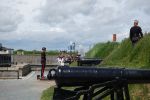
[{"left": 0, "top": 71, "right": 55, "bottom": 100}]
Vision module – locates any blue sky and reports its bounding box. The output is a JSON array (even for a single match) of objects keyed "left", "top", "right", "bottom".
[{"left": 0, "top": 0, "right": 150, "bottom": 51}]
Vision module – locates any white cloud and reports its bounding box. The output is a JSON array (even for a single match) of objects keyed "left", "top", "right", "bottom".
[
  {"left": 0, "top": 0, "right": 22, "bottom": 32},
  {"left": 0, "top": 0, "right": 150, "bottom": 50}
]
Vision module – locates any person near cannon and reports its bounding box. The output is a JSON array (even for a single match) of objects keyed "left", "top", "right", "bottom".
[
  {"left": 130, "top": 20, "right": 143, "bottom": 46},
  {"left": 41, "top": 47, "right": 46, "bottom": 79}
]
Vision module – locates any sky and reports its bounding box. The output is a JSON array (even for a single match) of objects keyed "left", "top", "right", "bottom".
[{"left": 0, "top": 0, "right": 150, "bottom": 51}]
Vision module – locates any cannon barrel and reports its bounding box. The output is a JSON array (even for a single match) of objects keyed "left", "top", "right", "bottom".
[
  {"left": 77, "top": 58, "right": 103, "bottom": 66},
  {"left": 48, "top": 66, "right": 150, "bottom": 87}
]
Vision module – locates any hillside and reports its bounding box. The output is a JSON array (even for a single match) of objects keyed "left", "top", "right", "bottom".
[
  {"left": 101, "top": 33, "right": 150, "bottom": 68},
  {"left": 86, "top": 42, "right": 119, "bottom": 59},
  {"left": 86, "top": 33, "right": 150, "bottom": 68},
  {"left": 86, "top": 33, "right": 150, "bottom": 99}
]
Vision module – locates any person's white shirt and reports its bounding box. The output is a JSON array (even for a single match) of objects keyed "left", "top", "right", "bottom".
[
  {"left": 60, "top": 57, "right": 65, "bottom": 66},
  {"left": 57, "top": 57, "right": 61, "bottom": 64},
  {"left": 57, "top": 57, "right": 65, "bottom": 66}
]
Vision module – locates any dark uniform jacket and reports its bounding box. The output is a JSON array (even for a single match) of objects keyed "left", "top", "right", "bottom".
[
  {"left": 41, "top": 52, "right": 46, "bottom": 63},
  {"left": 130, "top": 26, "right": 143, "bottom": 42}
]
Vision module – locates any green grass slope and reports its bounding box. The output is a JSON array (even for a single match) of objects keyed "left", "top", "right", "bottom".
[
  {"left": 101, "top": 34, "right": 150, "bottom": 99},
  {"left": 101, "top": 33, "right": 150, "bottom": 68},
  {"left": 86, "top": 41, "right": 119, "bottom": 59},
  {"left": 85, "top": 33, "right": 150, "bottom": 99}
]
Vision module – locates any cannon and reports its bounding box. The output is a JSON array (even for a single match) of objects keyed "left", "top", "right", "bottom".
[
  {"left": 77, "top": 58, "right": 103, "bottom": 66},
  {"left": 47, "top": 66, "right": 150, "bottom": 100}
]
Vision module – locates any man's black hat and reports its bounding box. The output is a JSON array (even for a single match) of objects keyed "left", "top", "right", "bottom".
[{"left": 42, "top": 47, "right": 46, "bottom": 50}]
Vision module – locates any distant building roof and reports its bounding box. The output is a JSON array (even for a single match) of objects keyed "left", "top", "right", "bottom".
[
  {"left": 0, "top": 43, "right": 2, "bottom": 47},
  {"left": 0, "top": 43, "right": 13, "bottom": 51},
  {"left": 0, "top": 47, "right": 13, "bottom": 51}
]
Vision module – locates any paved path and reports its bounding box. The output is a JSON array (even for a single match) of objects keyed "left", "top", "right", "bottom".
[{"left": 0, "top": 71, "right": 55, "bottom": 100}]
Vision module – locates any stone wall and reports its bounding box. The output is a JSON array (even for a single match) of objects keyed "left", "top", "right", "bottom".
[
  {"left": 0, "top": 64, "right": 31, "bottom": 79},
  {"left": 13, "top": 55, "right": 57, "bottom": 65},
  {"left": 18, "top": 64, "right": 31, "bottom": 76}
]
